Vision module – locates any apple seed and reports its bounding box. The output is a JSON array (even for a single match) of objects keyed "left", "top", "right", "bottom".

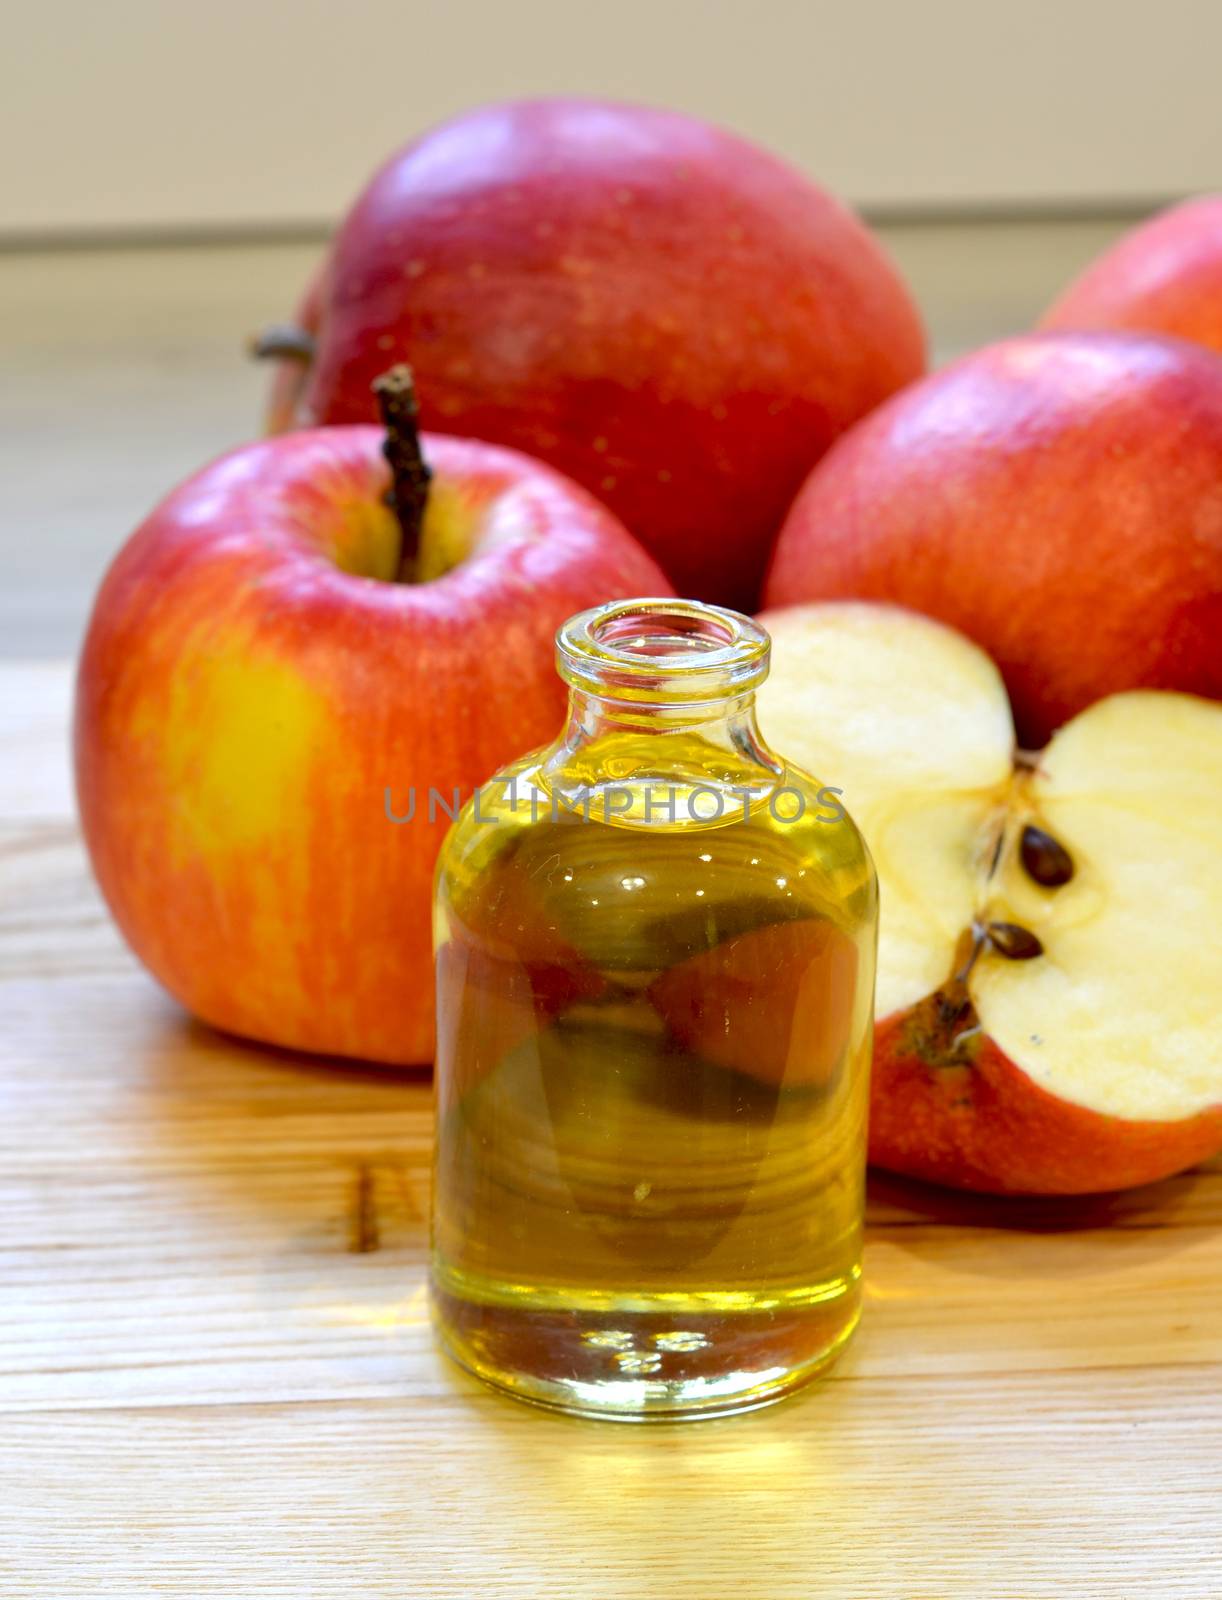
[
  {"left": 1020, "top": 824, "right": 1074, "bottom": 887},
  {"left": 986, "top": 920, "right": 1044, "bottom": 961}
]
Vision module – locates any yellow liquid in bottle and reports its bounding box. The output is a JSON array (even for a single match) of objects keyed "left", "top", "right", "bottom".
[{"left": 431, "top": 716, "right": 877, "bottom": 1419}]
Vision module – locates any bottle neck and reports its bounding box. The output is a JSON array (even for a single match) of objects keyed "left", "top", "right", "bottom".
[
  {"left": 540, "top": 687, "right": 783, "bottom": 826},
  {"left": 561, "top": 684, "right": 769, "bottom": 745},
  {"left": 543, "top": 598, "right": 781, "bottom": 827}
]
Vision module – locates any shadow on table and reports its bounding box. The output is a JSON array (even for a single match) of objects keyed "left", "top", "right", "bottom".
[
  {"left": 866, "top": 1159, "right": 1221, "bottom": 1233},
  {"left": 864, "top": 1155, "right": 1221, "bottom": 1294}
]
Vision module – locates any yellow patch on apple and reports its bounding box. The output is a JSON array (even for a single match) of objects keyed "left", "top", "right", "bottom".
[{"left": 160, "top": 649, "right": 326, "bottom": 859}]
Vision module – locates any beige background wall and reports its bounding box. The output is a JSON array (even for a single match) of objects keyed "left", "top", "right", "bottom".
[{"left": 4, "top": 0, "right": 1219, "bottom": 238}]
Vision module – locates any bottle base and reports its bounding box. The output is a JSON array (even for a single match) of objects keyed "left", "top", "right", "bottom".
[{"left": 431, "top": 1278, "right": 860, "bottom": 1422}]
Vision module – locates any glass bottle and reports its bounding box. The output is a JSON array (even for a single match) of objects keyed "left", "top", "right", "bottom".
[{"left": 431, "top": 598, "right": 878, "bottom": 1420}]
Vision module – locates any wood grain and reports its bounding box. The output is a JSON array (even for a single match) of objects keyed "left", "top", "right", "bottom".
[{"left": 2, "top": 666, "right": 1220, "bottom": 1597}]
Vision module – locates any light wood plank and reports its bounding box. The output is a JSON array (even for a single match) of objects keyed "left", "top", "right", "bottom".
[
  {"left": 4, "top": 1372, "right": 1220, "bottom": 1599},
  {"left": 2, "top": 965, "right": 1220, "bottom": 1413},
  {"left": 2, "top": 663, "right": 1220, "bottom": 1597}
]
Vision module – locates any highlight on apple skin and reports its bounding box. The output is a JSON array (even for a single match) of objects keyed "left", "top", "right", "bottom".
[
  {"left": 757, "top": 600, "right": 1222, "bottom": 1196},
  {"left": 1040, "top": 195, "right": 1222, "bottom": 357},
  {"left": 763, "top": 331, "right": 1222, "bottom": 747},
  {"left": 258, "top": 96, "right": 926, "bottom": 610},
  {"left": 74, "top": 425, "right": 672, "bottom": 1066}
]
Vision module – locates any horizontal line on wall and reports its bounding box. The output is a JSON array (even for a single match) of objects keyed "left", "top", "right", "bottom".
[
  {"left": 0, "top": 220, "right": 334, "bottom": 254},
  {"left": 862, "top": 192, "right": 1187, "bottom": 226},
  {"left": 0, "top": 193, "right": 1190, "bottom": 255}
]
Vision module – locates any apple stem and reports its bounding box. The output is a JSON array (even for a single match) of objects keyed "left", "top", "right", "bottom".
[
  {"left": 956, "top": 926, "right": 988, "bottom": 984},
  {"left": 247, "top": 324, "right": 317, "bottom": 363},
  {"left": 372, "top": 366, "right": 433, "bottom": 581},
  {"left": 907, "top": 930, "right": 982, "bottom": 1064}
]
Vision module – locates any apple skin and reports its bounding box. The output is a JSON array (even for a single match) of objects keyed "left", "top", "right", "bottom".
[
  {"left": 75, "top": 426, "right": 670, "bottom": 1066},
  {"left": 763, "top": 332, "right": 1222, "bottom": 745},
  {"left": 870, "top": 1016, "right": 1222, "bottom": 1196},
  {"left": 1040, "top": 196, "right": 1222, "bottom": 356},
  {"left": 267, "top": 97, "right": 925, "bottom": 609}
]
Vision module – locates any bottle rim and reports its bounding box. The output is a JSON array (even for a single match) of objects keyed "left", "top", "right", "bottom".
[{"left": 556, "top": 597, "right": 770, "bottom": 702}]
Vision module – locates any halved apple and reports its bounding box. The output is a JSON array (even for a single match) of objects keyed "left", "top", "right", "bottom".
[{"left": 757, "top": 601, "right": 1222, "bottom": 1194}]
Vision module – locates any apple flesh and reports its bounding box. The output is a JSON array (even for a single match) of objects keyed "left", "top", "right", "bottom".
[
  {"left": 1040, "top": 196, "right": 1222, "bottom": 357},
  {"left": 763, "top": 332, "right": 1222, "bottom": 746},
  {"left": 757, "top": 601, "right": 1222, "bottom": 1195},
  {"left": 262, "top": 97, "right": 925, "bottom": 609},
  {"left": 75, "top": 425, "right": 670, "bottom": 1065}
]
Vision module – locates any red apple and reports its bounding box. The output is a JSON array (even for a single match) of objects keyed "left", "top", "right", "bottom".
[
  {"left": 258, "top": 97, "right": 925, "bottom": 608},
  {"left": 434, "top": 832, "right": 612, "bottom": 1096},
  {"left": 648, "top": 918, "right": 859, "bottom": 1089},
  {"left": 435, "top": 936, "right": 606, "bottom": 1100},
  {"left": 763, "top": 332, "right": 1222, "bottom": 745},
  {"left": 1040, "top": 196, "right": 1222, "bottom": 356},
  {"left": 758, "top": 601, "right": 1222, "bottom": 1195},
  {"left": 75, "top": 397, "right": 670, "bottom": 1065}
]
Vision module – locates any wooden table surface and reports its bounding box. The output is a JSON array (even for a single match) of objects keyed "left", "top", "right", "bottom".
[{"left": 3, "top": 661, "right": 1220, "bottom": 1598}]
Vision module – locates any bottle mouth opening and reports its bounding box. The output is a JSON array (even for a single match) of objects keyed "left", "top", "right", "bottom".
[{"left": 556, "top": 598, "right": 770, "bottom": 702}]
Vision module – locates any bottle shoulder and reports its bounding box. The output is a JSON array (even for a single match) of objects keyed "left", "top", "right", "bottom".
[
  {"left": 436, "top": 753, "right": 877, "bottom": 938},
  {"left": 772, "top": 760, "right": 877, "bottom": 885}
]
